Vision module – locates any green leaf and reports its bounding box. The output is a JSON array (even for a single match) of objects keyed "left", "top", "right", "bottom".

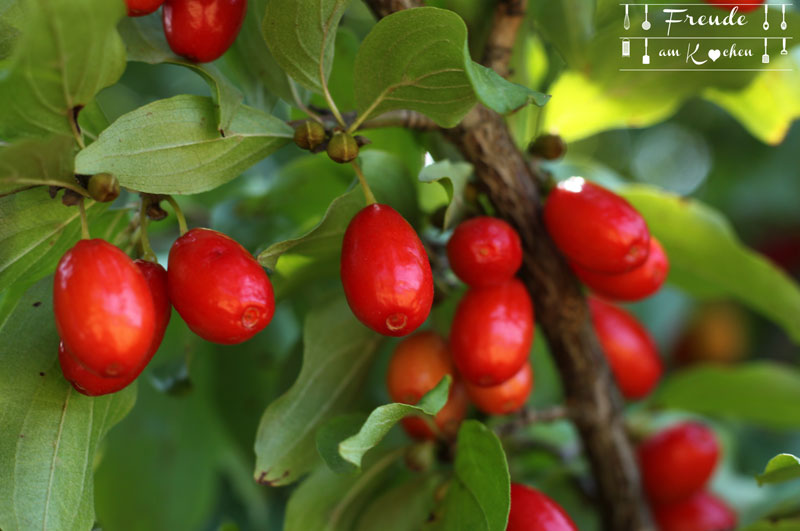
[
  {"left": 430, "top": 421, "right": 510, "bottom": 531},
  {"left": 74, "top": 95, "right": 293, "bottom": 195},
  {"left": 757, "top": 454, "right": 800, "bottom": 486},
  {"left": 284, "top": 451, "right": 401, "bottom": 531},
  {"left": 118, "top": 15, "right": 244, "bottom": 133},
  {"left": 0, "top": 136, "right": 76, "bottom": 195},
  {"left": 0, "top": 0, "right": 126, "bottom": 140},
  {"left": 418, "top": 160, "right": 473, "bottom": 230},
  {"left": 356, "top": 474, "right": 442, "bottom": 531},
  {"left": 262, "top": 0, "right": 352, "bottom": 93},
  {"left": 656, "top": 362, "right": 800, "bottom": 430},
  {"left": 253, "top": 296, "right": 381, "bottom": 486},
  {"left": 743, "top": 519, "right": 800, "bottom": 531},
  {"left": 353, "top": 8, "right": 548, "bottom": 128},
  {"left": 619, "top": 185, "right": 800, "bottom": 344},
  {"left": 0, "top": 277, "right": 136, "bottom": 531},
  {"left": 319, "top": 376, "right": 451, "bottom": 473}
]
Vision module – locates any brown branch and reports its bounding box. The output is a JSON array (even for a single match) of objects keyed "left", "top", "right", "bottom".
[
  {"left": 360, "top": 110, "right": 438, "bottom": 131},
  {"left": 363, "top": 0, "right": 653, "bottom": 529},
  {"left": 482, "top": 0, "right": 528, "bottom": 78},
  {"left": 365, "top": 0, "right": 423, "bottom": 19},
  {"left": 494, "top": 405, "right": 569, "bottom": 438}
]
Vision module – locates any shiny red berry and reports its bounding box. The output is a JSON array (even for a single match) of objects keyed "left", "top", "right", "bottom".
[
  {"left": 162, "top": 0, "right": 246, "bottom": 63},
  {"left": 450, "top": 278, "right": 534, "bottom": 387},
  {"left": 589, "top": 297, "right": 661, "bottom": 400},
  {"left": 59, "top": 260, "right": 172, "bottom": 396},
  {"left": 573, "top": 237, "right": 669, "bottom": 302},
  {"left": 386, "top": 331, "right": 468, "bottom": 440},
  {"left": 168, "top": 228, "right": 274, "bottom": 344},
  {"left": 447, "top": 216, "right": 523, "bottom": 287},
  {"left": 466, "top": 362, "right": 532, "bottom": 415},
  {"left": 638, "top": 422, "right": 720, "bottom": 505},
  {"left": 341, "top": 204, "right": 434, "bottom": 337},
  {"left": 507, "top": 483, "right": 578, "bottom": 531},
  {"left": 653, "top": 491, "right": 737, "bottom": 531},
  {"left": 126, "top": 0, "right": 165, "bottom": 16},
  {"left": 544, "top": 177, "right": 650, "bottom": 274},
  {"left": 54, "top": 239, "right": 155, "bottom": 377},
  {"left": 705, "top": 0, "right": 763, "bottom": 13}
]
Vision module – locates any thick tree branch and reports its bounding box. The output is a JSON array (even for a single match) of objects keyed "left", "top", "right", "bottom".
[{"left": 482, "top": 0, "right": 528, "bottom": 78}]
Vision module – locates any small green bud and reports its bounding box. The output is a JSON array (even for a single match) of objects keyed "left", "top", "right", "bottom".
[
  {"left": 293, "top": 120, "right": 326, "bottom": 150},
  {"left": 87, "top": 173, "right": 120, "bottom": 203},
  {"left": 326, "top": 130, "right": 359, "bottom": 164},
  {"left": 528, "top": 134, "right": 567, "bottom": 161}
]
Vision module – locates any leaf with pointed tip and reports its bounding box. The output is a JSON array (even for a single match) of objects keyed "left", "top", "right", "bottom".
[{"left": 757, "top": 454, "right": 800, "bottom": 486}]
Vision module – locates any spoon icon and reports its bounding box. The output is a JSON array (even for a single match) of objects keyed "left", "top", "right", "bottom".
[
  {"left": 763, "top": 4, "right": 769, "bottom": 31},
  {"left": 781, "top": 4, "right": 787, "bottom": 31},
  {"left": 624, "top": 4, "right": 630, "bottom": 30},
  {"left": 642, "top": 4, "right": 651, "bottom": 30}
]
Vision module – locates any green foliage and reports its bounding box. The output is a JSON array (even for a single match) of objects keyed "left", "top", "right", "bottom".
[
  {"left": 0, "top": 135, "right": 75, "bottom": 195},
  {"left": 757, "top": 454, "right": 800, "bottom": 486},
  {"left": 0, "top": 278, "right": 136, "bottom": 531},
  {"left": 356, "top": 473, "right": 442, "bottom": 531},
  {"left": 418, "top": 159, "right": 473, "bottom": 230},
  {"left": 74, "top": 95, "right": 293, "bottom": 194}
]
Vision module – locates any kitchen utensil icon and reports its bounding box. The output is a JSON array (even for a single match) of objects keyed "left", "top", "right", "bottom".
[
  {"left": 781, "top": 4, "right": 787, "bottom": 31},
  {"left": 622, "top": 38, "right": 631, "bottom": 57},
  {"left": 762, "top": 38, "right": 770, "bottom": 64},
  {"left": 781, "top": 37, "right": 788, "bottom": 55},
  {"left": 643, "top": 38, "right": 650, "bottom": 64},
  {"left": 624, "top": 4, "right": 630, "bottom": 30},
  {"left": 642, "top": 4, "right": 651, "bottom": 30},
  {"left": 763, "top": 4, "right": 769, "bottom": 31}
]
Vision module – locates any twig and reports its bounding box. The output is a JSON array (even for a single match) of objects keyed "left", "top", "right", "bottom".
[
  {"left": 365, "top": 0, "right": 424, "bottom": 19},
  {"left": 482, "top": 0, "right": 528, "bottom": 78},
  {"left": 494, "top": 405, "right": 569, "bottom": 437},
  {"left": 359, "top": 110, "right": 438, "bottom": 131}
]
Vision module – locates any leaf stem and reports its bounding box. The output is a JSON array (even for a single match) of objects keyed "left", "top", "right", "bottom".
[
  {"left": 78, "top": 199, "right": 90, "bottom": 240},
  {"left": 138, "top": 197, "right": 157, "bottom": 262},
  {"left": 319, "top": 61, "right": 346, "bottom": 128},
  {"left": 69, "top": 111, "right": 86, "bottom": 150},
  {"left": 289, "top": 79, "right": 324, "bottom": 124},
  {"left": 351, "top": 161, "right": 377, "bottom": 206},
  {"left": 165, "top": 195, "right": 188, "bottom": 236}
]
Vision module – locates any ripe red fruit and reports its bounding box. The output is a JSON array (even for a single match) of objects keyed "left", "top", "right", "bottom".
[
  {"left": 653, "top": 491, "right": 737, "bottom": 531},
  {"left": 59, "top": 261, "right": 172, "bottom": 396},
  {"left": 507, "top": 483, "right": 578, "bottom": 531},
  {"left": 162, "top": 0, "right": 247, "bottom": 63},
  {"left": 447, "top": 216, "right": 523, "bottom": 287},
  {"left": 341, "top": 204, "right": 434, "bottom": 337},
  {"left": 466, "top": 362, "right": 532, "bottom": 415},
  {"left": 126, "top": 0, "right": 165, "bottom": 16},
  {"left": 450, "top": 279, "right": 534, "bottom": 387},
  {"left": 638, "top": 422, "right": 720, "bottom": 504},
  {"left": 705, "top": 0, "right": 763, "bottom": 13},
  {"left": 589, "top": 297, "right": 662, "bottom": 400},
  {"left": 544, "top": 177, "right": 650, "bottom": 274},
  {"left": 386, "top": 331, "right": 468, "bottom": 440},
  {"left": 572, "top": 237, "right": 669, "bottom": 302},
  {"left": 168, "top": 228, "right": 274, "bottom": 344},
  {"left": 54, "top": 239, "right": 155, "bottom": 377}
]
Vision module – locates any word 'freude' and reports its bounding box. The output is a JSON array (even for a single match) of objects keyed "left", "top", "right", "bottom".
[{"left": 664, "top": 7, "right": 748, "bottom": 35}]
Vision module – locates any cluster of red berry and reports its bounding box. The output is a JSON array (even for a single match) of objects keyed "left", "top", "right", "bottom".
[
  {"left": 545, "top": 177, "right": 668, "bottom": 401},
  {"left": 639, "top": 422, "right": 736, "bottom": 530},
  {"left": 125, "top": 0, "right": 247, "bottom": 63},
  {"left": 54, "top": 228, "right": 274, "bottom": 396}
]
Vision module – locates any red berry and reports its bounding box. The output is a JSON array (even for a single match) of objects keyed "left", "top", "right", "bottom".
[
  {"left": 450, "top": 279, "right": 534, "bottom": 387},
  {"left": 589, "top": 297, "right": 661, "bottom": 400},
  {"left": 54, "top": 239, "right": 155, "bottom": 377},
  {"left": 341, "top": 204, "right": 434, "bottom": 337},
  {"left": 386, "top": 331, "right": 468, "bottom": 440},
  {"left": 162, "top": 0, "right": 246, "bottom": 63},
  {"left": 507, "top": 483, "right": 578, "bottom": 531},
  {"left": 573, "top": 237, "right": 669, "bottom": 302},
  {"left": 653, "top": 491, "right": 737, "bottom": 531},
  {"left": 126, "top": 0, "right": 165, "bottom": 16},
  {"left": 59, "top": 261, "right": 172, "bottom": 396},
  {"left": 544, "top": 177, "right": 650, "bottom": 274},
  {"left": 447, "top": 216, "right": 523, "bottom": 287},
  {"left": 466, "top": 362, "right": 532, "bottom": 415},
  {"left": 168, "top": 228, "right": 274, "bottom": 344},
  {"left": 705, "top": 0, "right": 763, "bottom": 13},
  {"left": 638, "top": 422, "right": 720, "bottom": 504}
]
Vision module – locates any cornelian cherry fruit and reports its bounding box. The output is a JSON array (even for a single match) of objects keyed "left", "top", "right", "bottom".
[
  {"left": 163, "top": 0, "right": 247, "bottom": 63},
  {"left": 341, "top": 204, "right": 434, "bottom": 336},
  {"left": 705, "top": 0, "right": 763, "bottom": 13},
  {"left": 507, "top": 483, "right": 578, "bottom": 531},
  {"left": 447, "top": 216, "right": 523, "bottom": 287},
  {"left": 653, "top": 491, "right": 736, "bottom": 531},
  {"left": 544, "top": 177, "right": 650, "bottom": 274},
  {"left": 573, "top": 237, "right": 669, "bottom": 302},
  {"left": 450, "top": 278, "right": 534, "bottom": 387},
  {"left": 126, "top": 0, "right": 165, "bottom": 16},
  {"left": 168, "top": 228, "right": 274, "bottom": 344},
  {"left": 54, "top": 239, "right": 155, "bottom": 377},
  {"left": 638, "top": 422, "right": 720, "bottom": 504},
  {"left": 386, "top": 331, "right": 468, "bottom": 440},
  {"left": 589, "top": 297, "right": 662, "bottom": 400},
  {"left": 466, "top": 362, "right": 532, "bottom": 415}
]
